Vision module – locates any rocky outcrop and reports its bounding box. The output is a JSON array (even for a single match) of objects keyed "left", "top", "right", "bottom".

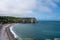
[{"left": 16, "top": 18, "right": 37, "bottom": 23}]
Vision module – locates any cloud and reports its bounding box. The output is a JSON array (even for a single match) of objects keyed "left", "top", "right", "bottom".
[
  {"left": 39, "top": 6, "right": 52, "bottom": 13},
  {"left": 53, "top": 0, "right": 60, "bottom": 3},
  {"left": 37, "top": 0, "right": 58, "bottom": 14},
  {"left": 0, "top": 0, "right": 36, "bottom": 16},
  {"left": 0, "top": 0, "right": 59, "bottom": 18},
  {"left": 8, "top": 0, "right": 36, "bottom": 16},
  {"left": 0, "top": 0, "right": 8, "bottom": 11}
]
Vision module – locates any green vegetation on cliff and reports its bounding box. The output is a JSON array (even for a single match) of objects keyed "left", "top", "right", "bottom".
[{"left": 0, "top": 16, "right": 36, "bottom": 23}]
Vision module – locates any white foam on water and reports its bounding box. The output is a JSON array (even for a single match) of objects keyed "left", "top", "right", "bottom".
[
  {"left": 9, "top": 24, "right": 33, "bottom": 40},
  {"left": 10, "top": 26, "right": 18, "bottom": 38},
  {"left": 54, "top": 38, "right": 60, "bottom": 40},
  {"left": 10, "top": 25, "right": 23, "bottom": 40},
  {"left": 45, "top": 39, "right": 52, "bottom": 40}
]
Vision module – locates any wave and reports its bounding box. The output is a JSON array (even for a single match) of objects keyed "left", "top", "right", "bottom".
[
  {"left": 10, "top": 25, "right": 23, "bottom": 40},
  {"left": 10, "top": 26, "right": 18, "bottom": 38}
]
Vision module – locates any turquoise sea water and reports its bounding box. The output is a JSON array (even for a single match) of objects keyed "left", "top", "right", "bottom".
[{"left": 12, "top": 21, "right": 60, "bottom": 40}]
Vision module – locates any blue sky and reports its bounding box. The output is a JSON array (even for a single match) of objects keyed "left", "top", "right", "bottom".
[{"left": 0, "top": 0, "right": 60, "bottom": 20}]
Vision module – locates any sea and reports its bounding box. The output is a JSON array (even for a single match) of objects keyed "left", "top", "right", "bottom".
[{"left": 12, "top": 21, "right": 60, "bottom": 40}]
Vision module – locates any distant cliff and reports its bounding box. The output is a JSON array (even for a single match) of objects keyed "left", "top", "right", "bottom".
[
  {"left": 16, "top": 18, "right": 37, "bottom": 23},
  {"left": 0, "top": 16, "right": 37, "bottom": 24}
]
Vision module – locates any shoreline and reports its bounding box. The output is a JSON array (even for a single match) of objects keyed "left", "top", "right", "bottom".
[
  {"left": 1, "top": 23, "right": 34, "bottom": 40},
  {"left": 10, "top": 25, "right": 18, "bottom": 38},
  {"left": 0, "top": 24, "right": 14, "bottom": 40},
  {"left": 5, "top": 24, "right": 17, "bottom": 40},
  {"left": 9, "top": 24, "right": 23, "bottom": 40}
]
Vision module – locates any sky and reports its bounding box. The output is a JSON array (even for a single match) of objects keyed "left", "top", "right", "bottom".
[{"left": 0, "top": 0, "right": 60, "bottom": 20}]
